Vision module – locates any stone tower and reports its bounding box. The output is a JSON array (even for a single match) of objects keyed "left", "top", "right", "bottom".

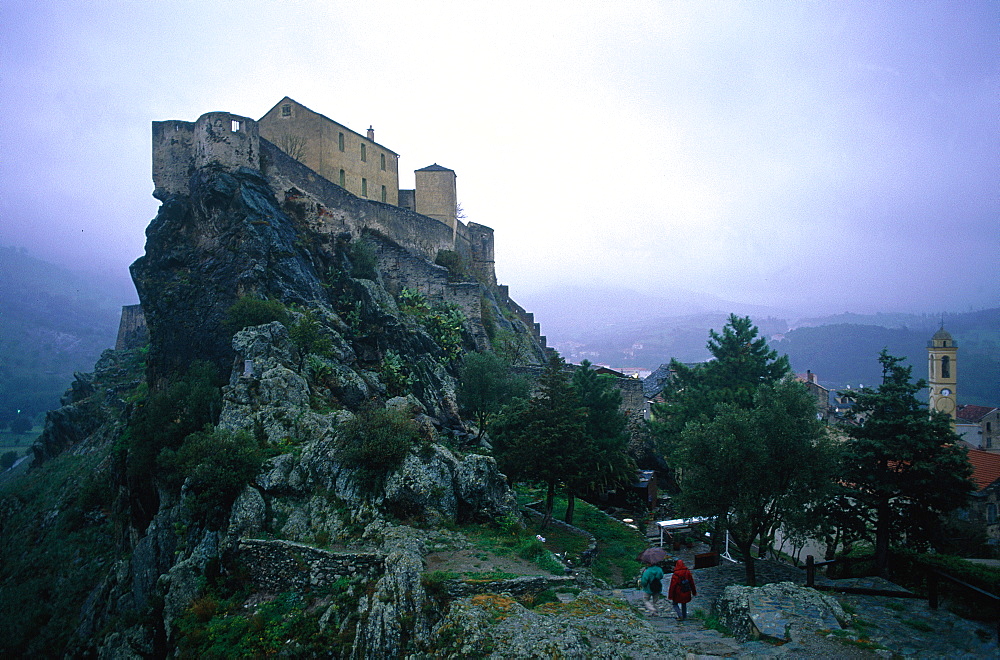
[
  {"left": 927, "top": 326, "right": 958, "bottom": 423},
  {"left": 414, "top": 164, "right": 457, "bottom": 233}
]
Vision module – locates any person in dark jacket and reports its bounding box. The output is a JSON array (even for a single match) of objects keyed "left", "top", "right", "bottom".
[
  {"left": 667, "top": 559, "right": 696, "bottom": 621},
  {"left": 639, "top": 562, "right": 665, "bottom": 614}
]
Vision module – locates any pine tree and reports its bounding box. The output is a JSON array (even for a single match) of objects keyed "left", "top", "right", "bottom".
[
  {"left": 564, "top": 361, "right": 636, "bottom": 524},
  {"left": 493, "top": 354, "right": 586, "bottom": 529},
  {"left": 840, "top": 350, "right": 974, "bottom": 575}
]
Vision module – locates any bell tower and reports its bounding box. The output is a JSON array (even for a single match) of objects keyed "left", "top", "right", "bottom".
[{"left": 927, "top": 325, "right": 957, "bottom": 424}]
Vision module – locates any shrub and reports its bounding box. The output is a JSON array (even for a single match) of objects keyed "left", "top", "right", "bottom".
[
  {"left": 223, "top": 296, "right": 290, "bottom": 333},
  {"left": 337, "top": 408, "right": 420, "bottom": 494},
  {"left": 157, "top": 428, "right": 268, "bottom": 527},
  {"left": 349, "top": 239, "right": 378, "bottom": 280},
  {"left": 435, "top": 250, "right": 469, "bottom": 281},
  {"left": 289, "top": 310, "right": 333, "bottom": 359}
]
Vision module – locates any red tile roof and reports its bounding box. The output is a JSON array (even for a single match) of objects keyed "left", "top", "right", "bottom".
[
  {"left": 957, "top": 405, "right": 998, "bottom": 423},
  {"left": 966, "top": 449, "right": 1000, "bottom": 490}
]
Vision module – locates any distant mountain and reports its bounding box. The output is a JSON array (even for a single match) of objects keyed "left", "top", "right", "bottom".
[
  {"left": 0, "top": 247, "right": 131, "bottom": 422},
  {"left": 519, "top": 284, "right": 999, "bottom": 407},
  {"left": 775, "top": 309, "right": 1000, "bottom": 407}
]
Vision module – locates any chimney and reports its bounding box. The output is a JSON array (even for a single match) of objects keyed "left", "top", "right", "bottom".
[{"left": 367, "top": 126, "right": 375, "bottom": 141}]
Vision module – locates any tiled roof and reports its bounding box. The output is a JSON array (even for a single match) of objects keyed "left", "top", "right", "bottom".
[
  {"left": 966, "top": 448, "right": 1000, "bottom": 490},
  {"left": 957, "top": 405, "right": 998, "bottom": 423}
]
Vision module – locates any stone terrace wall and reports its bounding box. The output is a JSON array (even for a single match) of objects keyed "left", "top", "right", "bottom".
[
  {"left": 375, "top": 240, "right": 491, "bottom": 351},
  {"left": 264, "top": 139, "right": 470, "bottom": 270},
  {"left": 236, "top": 539, "right": 383, "bottom": 593}
]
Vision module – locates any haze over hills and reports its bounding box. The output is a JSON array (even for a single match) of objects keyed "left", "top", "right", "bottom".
[
  {"left": 520, "top": 285, "right": 1000, "bottom": 407},
  {"left": 0, "top": 247, "right": 133, "bottom": 421}
]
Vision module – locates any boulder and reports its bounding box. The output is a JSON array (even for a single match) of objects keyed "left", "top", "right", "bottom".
[{"left": 714, "top": 581, "right": 849, "bottom": 643}]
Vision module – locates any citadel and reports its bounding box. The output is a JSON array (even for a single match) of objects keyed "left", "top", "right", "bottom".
[{"left": 121, "top": 97, "right": 548, "bottom": 358}]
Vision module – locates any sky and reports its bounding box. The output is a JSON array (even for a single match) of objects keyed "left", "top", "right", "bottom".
[{"left": 1, "top": 0, "right": 997, "bottom": 316}]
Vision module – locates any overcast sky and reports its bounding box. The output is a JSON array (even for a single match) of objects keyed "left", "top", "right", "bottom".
[{"left": 1, "top": 0, "right": 996, "bottom": 315}]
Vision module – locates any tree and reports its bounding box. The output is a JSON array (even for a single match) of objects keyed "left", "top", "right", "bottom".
[
  {"left": 493, "top": 354, "right": 586, "bottom": 529},
  {"left": 839, "top": 350, "right": 974, "bottom": 575},
  {"left": 564, "top": 361, "right": 636, "bottom": 524},
  {"left": 652, "top": 314, "right": 790, "bottom": 448},
  {"left": 650, "top": 314, "right": 792, "bottom": 554},
  {"left": 457, "top": 352, "right": 530, "bottom": 440},
  {"left": 675, "top": 379, "right": 834, "bottom": 584}
]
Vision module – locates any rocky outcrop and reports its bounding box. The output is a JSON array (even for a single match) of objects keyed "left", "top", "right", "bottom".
[
  {"left": 714, "top": 581, "right": 849, "bottom": 643},
  {"left": 425, "top": 592, "right": 683, "bottom": 658}
]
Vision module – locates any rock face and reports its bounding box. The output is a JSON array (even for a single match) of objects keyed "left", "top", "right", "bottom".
[
  {"left": 52, "top": 117, "right": 548, "bottom": 658},
  {"left": 714, "top": 581, "right": 849, "bottom": 643},
  {"left": 426, "top": 592, "right": 684, "bottom": 658}
]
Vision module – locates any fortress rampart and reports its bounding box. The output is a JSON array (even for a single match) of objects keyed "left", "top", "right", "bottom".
[
  {"left": 149, "top": 109, "right": 545, "bottom": 352},
  {"left": 152, "top": 112, "right": 258, "bottom": 200}
]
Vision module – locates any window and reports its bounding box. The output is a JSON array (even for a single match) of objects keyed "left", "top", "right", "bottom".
[
  {"left": 339, "top": 132, "right": 345, "bottom": 152},
  {"left": 361, "top": 143, "right": 367, "bottom": 162},
  {"left": 231, "top": 120, "right": 241, "bottom": 132},
  {"left": 987, "top": 437, "right": 993, "bottom": 449},
  {"left": 281, "top": 104, "right": 291, "bottom": 117},
  {"left": 362, "top": 178, "right": 368, "bottom": 197},
  {"left": 380, "top": 153, "right": 386, "bottom": 171},
  {"left": 987, "top": 422, "right": 992, "bottom": 433},
  {"left": 988, "top": 503, "right": 997, "bottom": 525},
  {"left": 381, "top": 185, "right": 386, "bottom": 203},
  {"left": 942, "top": 355, "right": 951, "bottom": 379},
  {"left": 339, "top": 169, "right": 345, "bottom": 187}
]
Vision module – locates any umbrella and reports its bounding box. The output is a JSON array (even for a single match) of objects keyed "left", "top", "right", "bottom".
[{"left": 637, "top": 546, "right": 669, "bottom": 565}]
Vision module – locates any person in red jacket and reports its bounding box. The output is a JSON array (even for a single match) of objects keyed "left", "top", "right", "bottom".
[{"left": 667, "top": 559, "right": 696, "bottom": 621}]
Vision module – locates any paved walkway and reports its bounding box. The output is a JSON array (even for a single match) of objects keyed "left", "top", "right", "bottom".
[{"left": 600, "top": 541, "right": 999, "bottom": 658}]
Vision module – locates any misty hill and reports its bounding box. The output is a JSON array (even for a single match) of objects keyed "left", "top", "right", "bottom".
[
  {"left": 521, "top": 285, "right": 999, "bottom": 407},
  {"left": 0, "top": 247, "right": 127, "bottom": 421},
  {"left": 774, "top": 309, "right": 1000, "bottom": 407}
]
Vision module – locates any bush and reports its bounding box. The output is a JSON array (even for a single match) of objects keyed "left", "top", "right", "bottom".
[
  {"left": 337, "top": 408, "right": 420, "bottom": 494},
  {"left": 349, "top": 240, "right": 378, "bottom": 280},
  {"left": 158, "top": 428, "right": 268, "bottom": 527},
  {"left": 224, "top": 296, "right": 290, "bottom": 333},
  {"left": 435, "top": 250, "right": 469, "bottom": 282},
  {"left": 289, "top": 310, "right": 333, "bottom": 359}
]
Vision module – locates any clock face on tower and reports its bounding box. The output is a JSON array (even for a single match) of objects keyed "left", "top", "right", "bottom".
[{"left": 937, "top": 398, "right": 956, "bottom": 414}]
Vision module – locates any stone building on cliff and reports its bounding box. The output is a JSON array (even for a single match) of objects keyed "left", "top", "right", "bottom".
[{"left": 146, "top": 103, "right": 546, "bottom": 358}]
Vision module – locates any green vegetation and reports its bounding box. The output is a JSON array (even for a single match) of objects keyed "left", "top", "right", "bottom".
[
  {"left": 349, "top": 239, "right": 378, "bottom": 280},
  {"left": 120, "top": 360, "right": 224, "bottom": 527},
  {"left": 694, "top": 609, "right": 732, "bottom": 635},
  {"left": 566, "top": 361, "right": 636, "bottom": 525},
  {"left": 434, "top": 249, "right": 470, "bottom": 282},
  {"left": 397, "top": 288, "right": 467, "bottom": 363},
  {"left": 223, "top": 295, "right": 290, "bottom": 334},
  {"left": 651, "top": 315, "right": 831, "bottom": 585},
  {"left": 837, "top": 351, "right": 973, "bottom": 576},
  {"left": 157, "top": 428, "right": 269, "bottom": 527},
  {"left": 289, "top": 309, "right": 334, "bottom": 363},
  {"left": 176, "top": 578, "right": 362, "bottom": 658},
  {"left": 0, "top": 449, "right": 117, "bottom": 656},
  {"left": 380, "top": 349, "right": 414, "bottom": 397},
  {"left": 456, "top": 351, "right": 529, "bottom": 440},
  {"left": 336, "top": 407, "right": 422, "bottom": 494},
  {"left": 535, "top": 494, "right": 647, "bottom": 587},
  {"left": 493, "top": 354, "right": 586, "bottom": 529}
]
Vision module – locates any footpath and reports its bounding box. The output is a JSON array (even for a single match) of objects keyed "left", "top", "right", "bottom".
[{"left": 600, "top": 541, "right": 999, "bottom": 658}]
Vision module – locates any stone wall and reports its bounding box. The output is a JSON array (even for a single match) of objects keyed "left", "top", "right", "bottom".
[
  {"left": 152, "top": 112, "right": 258, "bottom": 200},
  {"left": 115, "top": 304, "right": 148, "bottom": 350},
  {"left": 236, "top": 539, "right": 384, "bottom": 593}
]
